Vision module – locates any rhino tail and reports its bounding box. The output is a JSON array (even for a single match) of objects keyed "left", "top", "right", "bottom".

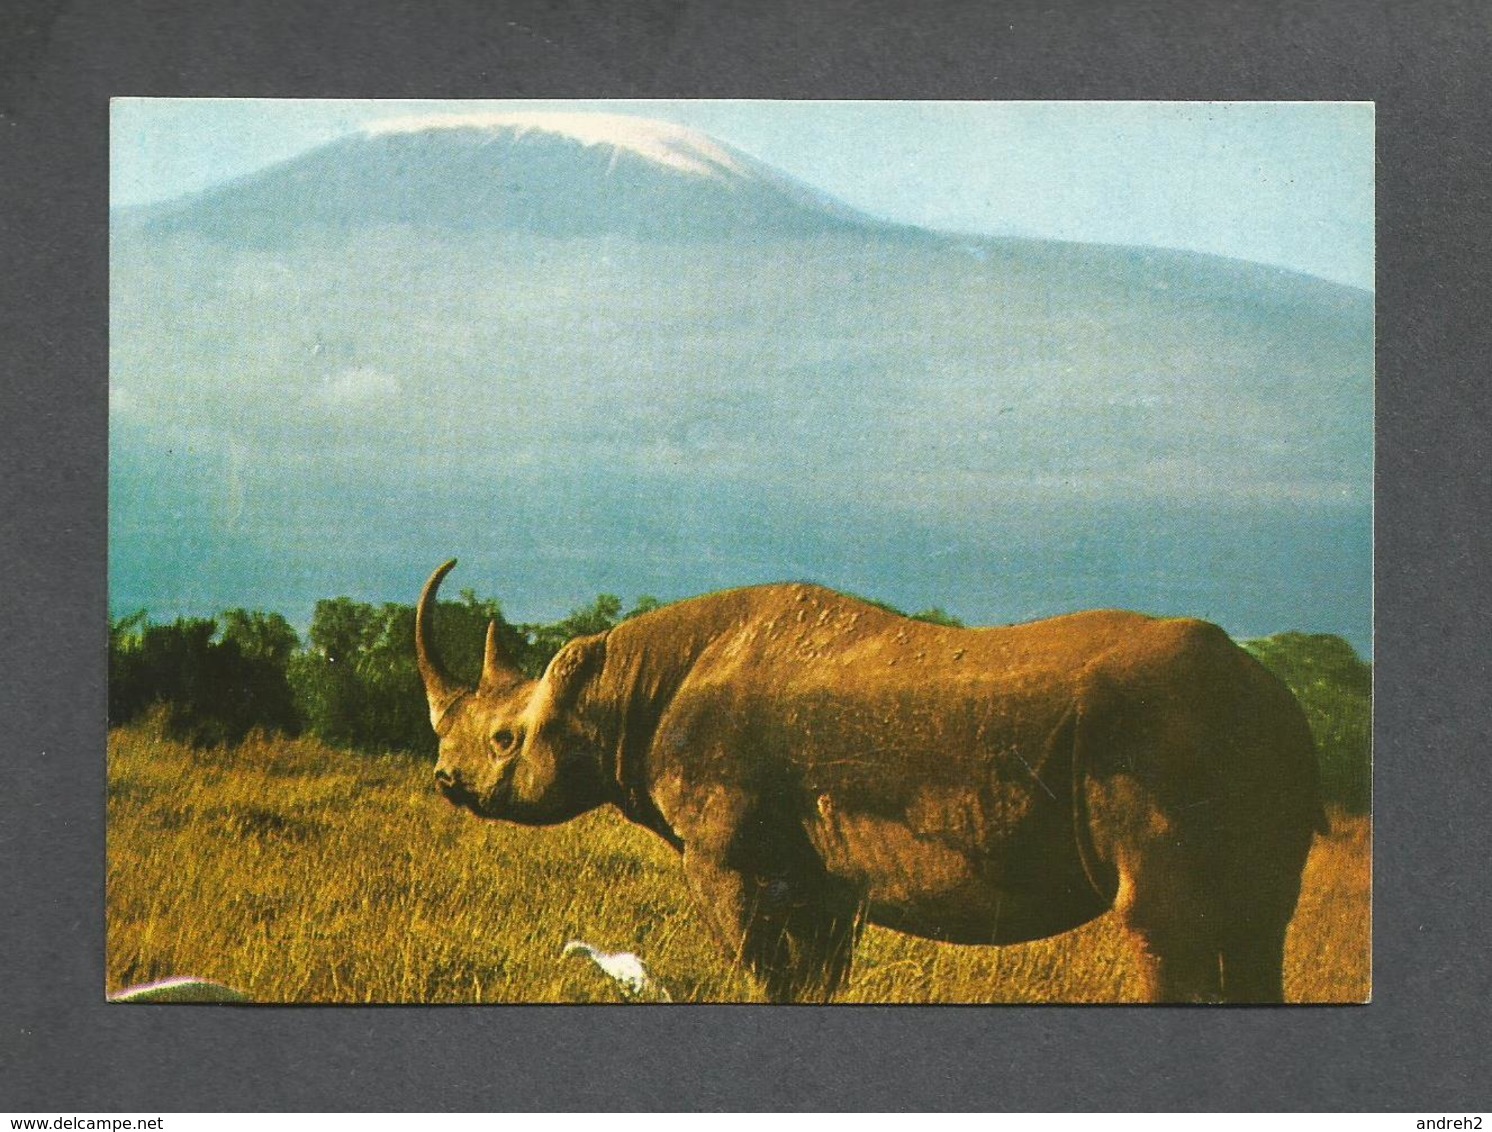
[
  {"left": 1311, "top": 793, "right": 1331, "bottom": 836},
  {"left": 1065, "top": 700, "right": 1119, "bottom": 906}
]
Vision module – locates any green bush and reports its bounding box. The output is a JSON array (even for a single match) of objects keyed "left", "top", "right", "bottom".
[
  {"left": 283, "top": 587, "right": 667, "bottom": 756},
  {"left": 109, "top": 588, "right": 666, "bottom": 759},
  {"left": 288, "top": 593, "right": 529, "bottom": 757},
  {"left": 1242, "top": 633, "right": 1372, "bottom": 813},
  {"left": 108, "top": 611, "right": 302, "bottom": 746},
  {"left": 520, "top": 593, "right": 661, "bottom": 677}
]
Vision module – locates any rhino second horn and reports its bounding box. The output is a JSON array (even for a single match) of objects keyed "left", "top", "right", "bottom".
[
  {"left": 479, "top": 619, "right": 524, "bottom": 694},
  {"left": 416, "top": 559, "right": 466, "bottom": 730}
]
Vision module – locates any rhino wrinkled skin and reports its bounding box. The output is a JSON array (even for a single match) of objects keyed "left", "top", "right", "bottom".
[{"left": 418, "top": 559, "right": 1323, "bottom": 1003}]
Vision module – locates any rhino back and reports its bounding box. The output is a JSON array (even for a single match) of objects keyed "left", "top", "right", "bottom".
[{"left": 599, "top": 584, "right": 1161, "bottom": 832}]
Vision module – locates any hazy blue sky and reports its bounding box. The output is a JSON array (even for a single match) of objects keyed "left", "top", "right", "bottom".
[{"left": 111, "top": 98, "right": 1374, "bottom": 290}]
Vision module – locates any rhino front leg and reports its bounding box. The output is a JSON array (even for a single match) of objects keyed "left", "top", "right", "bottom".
[
  {"left": 664, "top": 777, "right": 863, "bottom": 1002},
  {"left": 683, "top": 846, "right": 861, "bottom": 1003}
]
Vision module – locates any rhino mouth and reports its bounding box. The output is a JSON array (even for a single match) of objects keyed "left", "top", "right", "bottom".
[
  {"left": 437, "top": 778, "right": 483, "bottom": 812},
  {"left": 437, "top": 759, "right": 515, "bottom": 819}
]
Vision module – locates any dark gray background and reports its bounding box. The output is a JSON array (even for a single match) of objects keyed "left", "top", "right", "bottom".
[{"left": 3, "top": 0, "right": 1488, "bottom": 1111}]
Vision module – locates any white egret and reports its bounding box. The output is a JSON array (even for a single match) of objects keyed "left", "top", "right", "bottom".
[{"left": 562, "top": 940, "right": 672, "bottom": 1002}]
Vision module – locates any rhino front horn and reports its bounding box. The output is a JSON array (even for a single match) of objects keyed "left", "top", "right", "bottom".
[{"left": 416, "top": 559, "right": 466, "bottom": 731}]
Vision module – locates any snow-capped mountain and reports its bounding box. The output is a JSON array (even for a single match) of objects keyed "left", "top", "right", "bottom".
[
  {"left": 131, "top": 112, "right": 888, "bottom": 242},
  {"left": 109, "top": 113, "right": 1373, "bottom": 649}
]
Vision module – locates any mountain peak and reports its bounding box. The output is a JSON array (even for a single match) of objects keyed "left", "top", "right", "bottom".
[{"left": 364, "top": 111, "right": 754, "bottom": 182}]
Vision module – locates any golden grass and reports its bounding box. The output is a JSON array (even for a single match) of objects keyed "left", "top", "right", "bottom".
[{"left": 107, "top": 723, "right": 1370, "bottom": 1004}]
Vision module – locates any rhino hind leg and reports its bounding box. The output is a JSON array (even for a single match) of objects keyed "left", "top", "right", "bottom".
[
  {"left": 1143, "top": 918, "right": 1292, "bottom": 1004},
  {"left": 1129, "top": 934, "right": 1224, "bottom": 1003},
  {"left": 1095, "top": 781, "right": 1301, "bottom": 1003},
  {"left": 1219, "top": 922, "right": 1288, "bottom": 1003},
  {"left": 1108, "top": 833, "right": 1301, "bottom": 1003},
  {"left": 1085, "top": 779, "right": 1227, "bottom": 1002},
  {"left": 1111, "top": 846, "right": 1225, "bottom": 1004}
]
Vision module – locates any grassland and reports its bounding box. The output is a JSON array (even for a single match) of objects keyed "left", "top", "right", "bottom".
[{"left": 107, "top": 721, "right": 1370, "bottom": 1004}]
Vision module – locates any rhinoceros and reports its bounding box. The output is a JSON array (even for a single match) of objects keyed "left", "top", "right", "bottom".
[{"left": 417, "top": 559, "right": 1323, "bottom": 1003}]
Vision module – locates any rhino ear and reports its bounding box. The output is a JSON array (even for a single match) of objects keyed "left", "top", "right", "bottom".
[{"left": 544, "top": 635, "right": 606, "bottom": 706}]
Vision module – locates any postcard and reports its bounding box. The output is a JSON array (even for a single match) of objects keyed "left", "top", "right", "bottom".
[{"left": 107, "top": 99, "right": 1371, "bottom": 1003}]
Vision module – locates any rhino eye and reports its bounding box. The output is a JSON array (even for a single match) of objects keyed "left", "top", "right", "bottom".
[{"left": 491, "top": 728, "right": 517, "bottom": 752}]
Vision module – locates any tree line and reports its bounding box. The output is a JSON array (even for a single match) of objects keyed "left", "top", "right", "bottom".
[
  {"left": 108, "top": 593, "right": 1372, "bottom": 813},
  {"left": 108, "top": 589, "right": 662, "bottom": 756}
]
